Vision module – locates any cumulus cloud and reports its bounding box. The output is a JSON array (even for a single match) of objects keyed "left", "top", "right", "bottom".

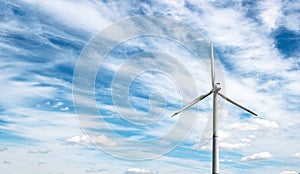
[
  {"left": 27, "top": 148, "right": 51, "bottom": 154},
  {"left": 53, "top": 101, "right": 63, "bottom": 108},
  {"left": 280, "top": 171, "right": 298, "bottom": 174},
  {"left": 3, "top": 160, "right": 11, "bottom": 164},
  {"left": 37, "top": 162, "right": 46, "bottom": 165},
  {"left": 242, "top": 151, "right": 273, "bottom": 161},
  {"left": 220, "top": 142, "right": 250, "bottom": 151},
  {"left": 218, "top": 131, "right": 230, "bottom": 141},
  {"left": 291, "top": 152, "right": 300, "bottom": 158},
  {"left": 86, "top": 169, "right": 107, "bottom": 173},
  {"left": 124, "top": 168, "right": 157, "bottom": 174},
  {"left": 195, "top": 144, "right": 210, "bottom": 151},
  {"left": 0, "top": 147, "right": 8, "bottom": 151},
  {"left": 238, "top": 135, "right": 256, "bottom": 144},
  {"left": 220, "top": 159, "right": 233, "bottom": 163},
  {"left": 227, "top": 118, "right": 279, "bottom": 131},
  {"left": 65, "top": 135, "right": 117, "bottom": 147},
  {"left": 194, "top": 132, "right": 253, "bottom": 151},
  {"left": 60, "top": 107, "right": 69, "bottom": 111}
]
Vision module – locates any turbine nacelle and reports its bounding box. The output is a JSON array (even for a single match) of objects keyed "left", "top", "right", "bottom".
[{"left": 213, "top": 82, "right": 221, "bottom": 93}]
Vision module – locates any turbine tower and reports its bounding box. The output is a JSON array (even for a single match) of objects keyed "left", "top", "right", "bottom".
[{"left": 171, "top": 41, "right": 257, "bottom": 174}]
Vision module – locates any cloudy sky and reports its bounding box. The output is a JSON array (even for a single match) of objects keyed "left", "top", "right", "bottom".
[{"left": 0, "top": 0, "right": 300, "bottom": 174}]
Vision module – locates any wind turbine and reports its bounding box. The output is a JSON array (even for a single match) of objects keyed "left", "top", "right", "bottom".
[{"left": 171, "top": 41, "right": 257, "bottom": 174}]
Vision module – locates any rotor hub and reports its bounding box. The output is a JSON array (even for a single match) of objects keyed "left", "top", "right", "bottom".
[{"left": 213, "top": 83, "right": 221, "bottom": 93}]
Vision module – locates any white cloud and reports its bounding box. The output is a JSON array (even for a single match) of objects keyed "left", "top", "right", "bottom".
[
  {"left": 86, "top": 169, "right": 107, "bottom": 173},
  {"left": 60, "top": 107, "right": 69, "bottom": 111},
  {"left": 92, "top": 135, "right": 117, "bottom": 147},
  {"left": 22, "top": 0, "right": 111, "bottom": 32},
  {"left": 280, "top": 171, "right": 298, "bottom": 174},
  {"left": 27, "top": 148, "right": 51, "bottom": 154},
  {"left": 0, "top": 73, "right": 56, "bottom": 109},
  {"left": 255, "top": 118, "right": 280, "bottom": 129},
  {"left": 220, "top": 142, "right": 250, "bottom": 151},
  {"left": 258, "top": 0, "right": 282, "bottom": 30},
  {"left": 1, "top": 0, "right": 300, "bottom": 173},
  {"left": 242, "top": 151, "right": 273, "bottom": 161},
  {"left": 218, "top": 131, "right": 230, "bottom": 141},
  {"left": 3, "top": 160, "right": 11, "bottom": 164},
  {"left": 124, "top": 168, "right": 157, "bottom": 174},
  {"left": 65, "top": 135, "right": 89, "bottom": 144},
  {"left": 291, "top": 152, "right": 300, "bottom": 158},
  {"left": 0, "top": 147, "right": 8, "bottom": 151},
  {"left": 37, "top": 162, "right": 46, "bottom": 165},
  {"left": 280, "top": 1, "right": 300, "bottom": 31},
  {"left": 65, "top": 135, "right": 117, "bottom": 147},
  {"left": 192, "top": 144, "right": 211, "bottom": 151},
  {"left": 240, "top": 135, "right": 257, "bottom": 143},
  {"left": 53, "top": 101, "right": 63, "bottom": 108},
  {"left": 220, "top": 159, "right": 233, "bottom": 163},
  {"left": 241, "top": 137, "right": 252, "bottom": 143},
  {"left": 227, "top": 118, "right": 279, "bottom": 131}
]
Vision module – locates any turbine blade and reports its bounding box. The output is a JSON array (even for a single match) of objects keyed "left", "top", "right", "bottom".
[
  {"left": 171, "top": 90, "right": 213, "bottom": 117},
  {"left": 199, "top": 111, "right": 213, "bottom": 145},
  {"left": 218, "top": 93, "right": 257, "bottom": 116},
  {"left": 210, "top": 41, "right": 215, "bottom": 88}
]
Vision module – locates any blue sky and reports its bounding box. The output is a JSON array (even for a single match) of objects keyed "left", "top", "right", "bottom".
[{"left": 0, "top": 0, "right": 300, "bottom": 174}]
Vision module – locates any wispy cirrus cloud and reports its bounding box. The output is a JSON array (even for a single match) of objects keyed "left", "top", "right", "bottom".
[
  {"left": 65, "top": 135, "right": 117, "bottom": 147},
  {"left": 22, "top": 0, "right": 112, "bottom": 32},
  {"left": 258, "top": 0, "right": 282, "bottom": 31}
]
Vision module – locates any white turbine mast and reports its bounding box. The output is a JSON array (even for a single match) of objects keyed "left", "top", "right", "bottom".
[{"left": 171, "top": 41, "right": 257, "bottom": 174}]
